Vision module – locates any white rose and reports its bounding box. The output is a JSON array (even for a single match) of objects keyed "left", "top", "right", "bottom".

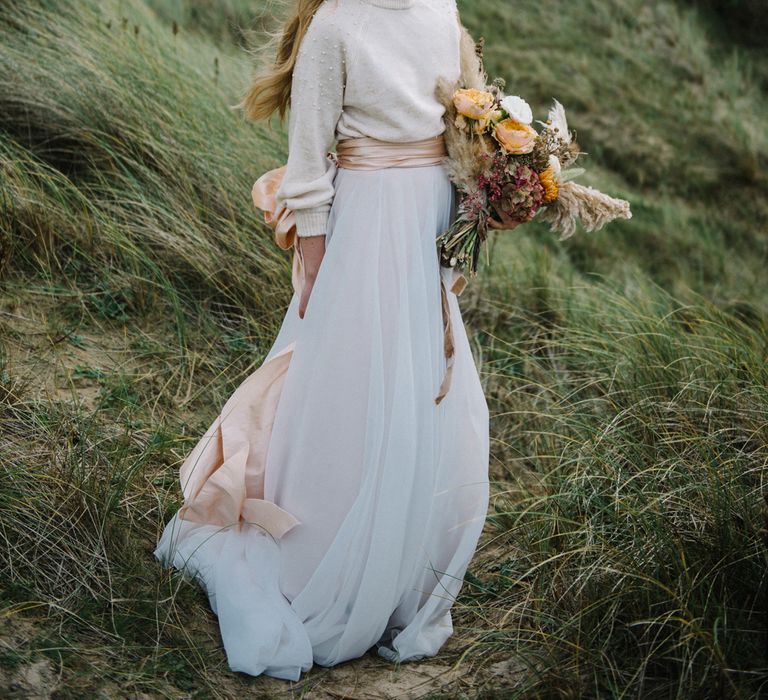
[{"left": 500, "top": 95, "right": 533, "bottom": 125}]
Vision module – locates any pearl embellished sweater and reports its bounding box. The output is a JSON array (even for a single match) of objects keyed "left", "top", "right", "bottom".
[{"left": 274, "top": 0, "right": 462, "bottom": 237}]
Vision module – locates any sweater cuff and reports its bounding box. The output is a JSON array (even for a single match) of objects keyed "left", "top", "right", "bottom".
[{"left": 294, "top": 208, "right": 329, "bottom": 237}]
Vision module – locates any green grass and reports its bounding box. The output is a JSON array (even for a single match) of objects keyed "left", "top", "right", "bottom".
[
  {"left": 461, "top": 272, "right": 768, "bottom": 697},
  {"left": 1, "top": 0, "right": 767, "bottom": 697}
]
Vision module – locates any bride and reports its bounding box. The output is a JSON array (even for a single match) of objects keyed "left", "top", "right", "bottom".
[{"left": 154, "top": 0, "right": 520, "bottom": 680}]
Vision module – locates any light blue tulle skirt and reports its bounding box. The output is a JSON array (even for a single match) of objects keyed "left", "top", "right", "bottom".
[{"left": 154, "top": 162, "right": 490, "bottom": 680}]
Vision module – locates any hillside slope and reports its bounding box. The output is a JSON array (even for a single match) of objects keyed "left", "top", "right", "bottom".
[{"left": 1, "top": 1, "right": 766, "bottom": 697}]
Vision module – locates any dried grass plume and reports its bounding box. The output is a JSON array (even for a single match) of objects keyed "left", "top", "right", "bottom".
[
  {"left": 436, "top": 22, "right": 491, "bottom": 187},
  {"left": 538, "top": 181, "right": 632, "bottom": 240}
]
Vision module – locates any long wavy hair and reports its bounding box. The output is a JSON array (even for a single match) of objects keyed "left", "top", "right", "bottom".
[{"left": 239, "top": 0, "right": 326, "bottom": 123}]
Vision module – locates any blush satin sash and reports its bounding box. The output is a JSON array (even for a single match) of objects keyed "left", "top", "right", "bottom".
[
  {"left": 335, "top": 134, "right": 448, "bottom": 170},
  {"left": 251, "top": 133, "right": 466, "bottom": 406}
]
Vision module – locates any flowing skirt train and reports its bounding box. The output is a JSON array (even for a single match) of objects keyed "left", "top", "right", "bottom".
[{"left": 154, "top": 163, "right": 490, "bottom": 680}]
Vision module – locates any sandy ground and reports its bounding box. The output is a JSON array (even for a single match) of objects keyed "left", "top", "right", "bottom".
[{"left": 0, "top": 610, "right": 525, "bottom": 699}]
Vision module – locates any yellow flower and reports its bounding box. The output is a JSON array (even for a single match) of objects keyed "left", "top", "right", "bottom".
[
  {"left": 453, "top": 88, "right": 495, "bottom": 120},
  {"left": 539, "top": 167, "right": 560, "bottom": 202},
  {"left": 472, "top": 108, "right": 503, "bottom": 134},
  {"left": 493, "top": 118, "right": 537, "bottom": 154}
]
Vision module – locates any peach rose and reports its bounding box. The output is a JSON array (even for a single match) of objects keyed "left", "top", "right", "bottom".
[
  {"left": 472, "top": 108, "right": 503, "bottom": 134},
  {"left": 493, "top": 118, "right": 538, "bottom": 154},
  {"left": 453, "top": 88, "right": 495, "bottom": 120}
]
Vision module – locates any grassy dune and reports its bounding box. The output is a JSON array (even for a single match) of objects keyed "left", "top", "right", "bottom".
[{"left": 1, "top": 0, "right": 766, "bottom": 697}]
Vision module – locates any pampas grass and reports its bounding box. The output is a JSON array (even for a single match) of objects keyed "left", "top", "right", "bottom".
[
  {"left": 457, "top": 22, "right": 487, "bottom": 91},
  {"left": 539, "top": 180, "right": 633, "bottom": 239},
  {"left": 435, "top": 24, "right": 492, "bottom": 187}
]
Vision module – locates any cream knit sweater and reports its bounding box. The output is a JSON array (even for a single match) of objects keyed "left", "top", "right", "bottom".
[{"left": 274, "top": 0, "right": 462, "bottom": 237}]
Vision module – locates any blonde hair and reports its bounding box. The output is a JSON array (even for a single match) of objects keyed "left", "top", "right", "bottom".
[{"left": 239, "top": 0, "right": 326, "bottom": 123}]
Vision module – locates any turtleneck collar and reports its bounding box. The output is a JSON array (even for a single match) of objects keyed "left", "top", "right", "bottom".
[{"left": 362, "top": 0, "right": 415, "bottom": 9}]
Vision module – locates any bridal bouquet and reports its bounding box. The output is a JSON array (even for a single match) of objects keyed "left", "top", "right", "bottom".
[{"left": 436, "top": 42, "right": 632, "bottom": 275}]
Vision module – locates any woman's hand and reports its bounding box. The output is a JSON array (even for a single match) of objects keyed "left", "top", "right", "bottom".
[
  {"left": 297, "top": 234, "right": 326, "bottom": 319},
  {"left": 488, "top": 207, "right": 523, "bottom": 231}
]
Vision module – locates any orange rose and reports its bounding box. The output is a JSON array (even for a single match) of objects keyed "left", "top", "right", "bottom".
[
  {"left": 493, "top": 118, "right": 537, "bottom": 154},
  {"left": 453, "top": 88, "right": 495, "bottom": 120}
]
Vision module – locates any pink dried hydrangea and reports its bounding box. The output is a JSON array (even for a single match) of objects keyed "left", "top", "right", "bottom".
[
  {"left": 477, "top": 150, "right": 508, "bottom": 205},
  {"left": 496, "top": 164, "right": 545, "bottom": 222}
]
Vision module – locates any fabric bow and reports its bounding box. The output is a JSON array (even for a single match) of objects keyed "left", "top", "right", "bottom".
[
  {"left": 252, "top": 156, "right": 339, "bottom": 297},
  {"left": 252, "top": 154, "right": 339, "bottom": 251},
  {"left": 251, "top": 164, "right": 297, "bottom": 251}
]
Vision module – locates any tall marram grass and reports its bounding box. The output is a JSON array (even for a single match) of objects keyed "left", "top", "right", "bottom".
[
  {"left": 460, "top": 259, "right": 768, "bottom": 697},
  {"left": 1, "top": 0, "right": 767, "bottom": 697},
  {"left": 1, "top": 0, "right": 291, "bottom": 327}
]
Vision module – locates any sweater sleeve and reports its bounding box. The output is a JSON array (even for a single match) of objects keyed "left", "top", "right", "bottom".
[{"left": 275, "top": 8, "right": 345, "bottom": 238}]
